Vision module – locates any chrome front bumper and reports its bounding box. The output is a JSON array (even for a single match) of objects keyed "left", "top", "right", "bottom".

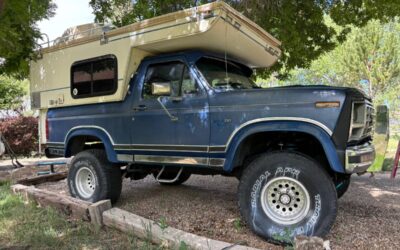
[{"left": 345, "top": 143, "right": 375, "bottom": 173}]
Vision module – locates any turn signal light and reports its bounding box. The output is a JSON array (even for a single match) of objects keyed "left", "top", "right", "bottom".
[{"left": 315, "top": 101, "right": 340, "bottom": 108}]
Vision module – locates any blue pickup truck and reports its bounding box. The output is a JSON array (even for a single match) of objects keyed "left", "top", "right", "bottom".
[{"left": 43, "top": 50, "right": 375, "bottom": 242}]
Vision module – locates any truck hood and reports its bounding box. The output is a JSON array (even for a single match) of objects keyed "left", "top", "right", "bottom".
[
  {"left": 268, "top": 85, "right": 370, "bottom": 101},
  {"left": 207, "top": 85, "right": 368, "bottom": 138},
  {"left": 209, "top": 85, "right": 361, "bottom": 107}
]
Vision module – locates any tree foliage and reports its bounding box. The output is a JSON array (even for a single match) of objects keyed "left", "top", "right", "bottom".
[
  {"left": 339, "top": 20, "right": 400, "bottom": 100},
  {"left": 0, "top": 0, "right": 56, "bottom": 78},
  {"left": 90, "top": 0, "right": 199, "bottom": 27},
  {"left": 89, "top": 0, "right": 400, "bottom": 77},
  {"left": 284, "top": 20, "right": 400, "bottom": 108},
  {"left": 0, "top": 74, "right": 28, "bottom": 113}
]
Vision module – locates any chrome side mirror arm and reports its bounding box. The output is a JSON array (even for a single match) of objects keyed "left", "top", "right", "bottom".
[{"left": 157, "top": 96, "right": 178, "bottom": 122}]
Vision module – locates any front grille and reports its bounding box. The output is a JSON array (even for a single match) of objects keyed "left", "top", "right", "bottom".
[{"left": 348, "top": 101, "right": 375, "bottom": 142}]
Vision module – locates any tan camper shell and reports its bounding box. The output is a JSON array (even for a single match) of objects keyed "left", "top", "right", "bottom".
[{"left": 30, "top": 1, "right": 281, "bottom": 110}]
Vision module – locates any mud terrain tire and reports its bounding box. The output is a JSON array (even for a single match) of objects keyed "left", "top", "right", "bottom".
[
  {"left": 238, "top": 152, "right": 337, "bottom": 244},
  {"left": 68, "top": 149, "right": 122, "bottom": 204}
]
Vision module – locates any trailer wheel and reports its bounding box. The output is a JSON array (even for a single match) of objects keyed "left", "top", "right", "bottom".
[
  {"left": 68, "top": 149, "right": 122, "bottom": 204},
  {"left": 238, "top": 152, "right": 337, "bottom": 244}
]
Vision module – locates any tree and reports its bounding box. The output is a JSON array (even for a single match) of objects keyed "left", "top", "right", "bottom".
[
  {"left": 89, "top": 0, "right": 400, "bottom": 77},
  {"left": 0, "top": 74, "right": 28, "bottom": 115},
  {"left": 90, "top": 0, "right": 200, "bottom": 27},
  {"left": 341, "top": 20, "right": 400, "bottom": 100},
  {"left": 284, "top": 20, "right": 400, "bottom": 108},
  {"left": 0, "top": 0, "right": 56, "bottom": 78}
]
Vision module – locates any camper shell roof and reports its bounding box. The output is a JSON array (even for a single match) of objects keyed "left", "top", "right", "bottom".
[{"left": 30, "top": 1, "right": 281, "bottom": 110}]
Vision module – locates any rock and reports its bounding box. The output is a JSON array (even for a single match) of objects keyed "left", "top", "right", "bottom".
[
  {"left": 323, "top": 240, "right": 331, "bottom": 250},
  {"left": 294, "top": 235, "right": 330, "bottom": 250}
]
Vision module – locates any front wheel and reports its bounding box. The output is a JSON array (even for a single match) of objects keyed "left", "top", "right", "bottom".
[
  {"left": 238, "top": 152, "right": 337, "bottom": 244},
  {"left": 68, "top": 149, "right": 122, "bottom": 204}
]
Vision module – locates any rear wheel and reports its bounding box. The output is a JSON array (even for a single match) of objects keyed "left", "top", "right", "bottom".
[
  {"left": 68, "top": 149, "right": 122, "bottom": 204},
  {"left": 238, "top": 152, "right": 337, "bottom": 244}
]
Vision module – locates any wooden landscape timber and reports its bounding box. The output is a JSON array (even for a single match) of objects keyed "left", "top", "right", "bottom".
[
  {"left": 16, "top": 171, "right": 68, "bottom": 185},
  {"left": 103, "top": 208, "right": 259, "bottom": 250},
  {"left": 88, "top": 199, "right": 112, "bottom": 226},
  {"left": 10, "top": 184, "right": 261, "bottom": 250},
  {"left": 12, "top": 184, "right": 92, "bottom": 220}
]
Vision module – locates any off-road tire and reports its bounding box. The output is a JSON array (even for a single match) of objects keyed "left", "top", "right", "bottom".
[
  {"left": 238, "top": 152, "right": 337, "bottom": 244},
  {"left": 152, "top": 170, "right": 191, "bottom": 185},
  {"left": 68, "top": 149, "right": 122, "bottom": 204}
]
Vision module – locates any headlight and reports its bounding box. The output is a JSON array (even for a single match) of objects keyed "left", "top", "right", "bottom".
[{"left": 348, "top": 101, "right": 375, "bottom": 142}]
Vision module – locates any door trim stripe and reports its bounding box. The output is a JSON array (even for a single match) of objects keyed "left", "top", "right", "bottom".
[{"left": 133, "top": 155, "right": 224, "bottom": 167}]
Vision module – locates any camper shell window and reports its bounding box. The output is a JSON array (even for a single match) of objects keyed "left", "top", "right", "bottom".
[{"left": 71, "top": 55, "right": 117, "bottom": 98}]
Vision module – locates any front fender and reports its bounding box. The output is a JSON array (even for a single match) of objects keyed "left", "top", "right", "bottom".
[
  {"left": 224, "top": 121, "right": 344, "bottom": 173},
  {"left": 65, "top": 127, "right": 118, "bottom": 163}
]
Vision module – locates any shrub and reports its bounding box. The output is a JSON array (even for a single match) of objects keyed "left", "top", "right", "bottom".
[{"left": 0, "top": 116, "right": 38, "bottom": 156}]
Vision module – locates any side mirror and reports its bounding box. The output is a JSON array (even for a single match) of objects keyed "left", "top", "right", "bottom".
[{"left": 151, "top": 82, "right": 171, "bottom": 96}]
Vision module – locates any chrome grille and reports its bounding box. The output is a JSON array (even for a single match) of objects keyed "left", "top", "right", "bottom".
[{"left": 349, "top": 101, "right": 375, "bottom": 142}]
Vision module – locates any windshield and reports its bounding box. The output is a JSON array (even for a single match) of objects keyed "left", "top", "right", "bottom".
[{"left": 196, "top": 57, "right": 258, "bottom": 90}]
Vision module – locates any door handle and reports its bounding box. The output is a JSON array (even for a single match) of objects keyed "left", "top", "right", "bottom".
[{"left": 133, "top": 105, "right": 147, "bottom": 111}]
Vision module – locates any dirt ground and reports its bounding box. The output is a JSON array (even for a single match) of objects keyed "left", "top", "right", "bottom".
[{"left": 37, "top": 173, "right": 400, "bottom": 249}]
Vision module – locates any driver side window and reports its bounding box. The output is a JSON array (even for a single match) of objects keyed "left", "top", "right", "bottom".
[
  {"left": 142, "top": 61, "right": 198, "bottom": 99},
  {"left": 143, "top": 62, "right": 183, "bottom": 99}
]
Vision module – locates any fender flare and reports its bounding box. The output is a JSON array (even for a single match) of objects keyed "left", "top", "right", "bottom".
[
  {"left": 223, "top": 120, "right": 344, "bottom": 173},
  {"left": 64, "top": 126, "right": 118, "bottom": 163}
]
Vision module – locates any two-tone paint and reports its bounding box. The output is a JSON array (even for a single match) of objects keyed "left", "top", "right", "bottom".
[{"left": 46, "top": 51, "right": 369, "bottom": 174}]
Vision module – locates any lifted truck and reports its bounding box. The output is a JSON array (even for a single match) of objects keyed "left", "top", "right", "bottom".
[{"left": 30, "top": 2, "right": 375, "bottom": 243}]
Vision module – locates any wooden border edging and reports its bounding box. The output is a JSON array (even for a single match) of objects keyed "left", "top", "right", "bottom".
[
  {"left": 11, "top": 184, "right": 260, "bottom": 250},
  {"left": 16, "top": 172, "right": 68, "bottom": 185},
  {"left": 89, "top": 200, "right": 112, "bottom": 225},
  {"left": 11, "top": 184, "right": 92, "bottom": 220},
  {"left": 103, "top": 208, "right": 259, "bottom": 250}
]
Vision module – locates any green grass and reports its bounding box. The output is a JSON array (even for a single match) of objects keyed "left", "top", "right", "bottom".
[
  {"left": 381, "top": 137, "right": 400, "bottom": 171},
  {"left": 0, "top": 182, "right": 166, "bottom": 250},
  {"left": 368, "top": 134, "right": 399, "bottom": 172}
]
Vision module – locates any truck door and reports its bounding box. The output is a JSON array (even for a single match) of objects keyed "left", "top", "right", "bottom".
[
  {"left": 130, "top": 58, "right": 209, "bottom": 160},
  {"left": 131, "top": 61, "right": 181, "bottom": 146},
  {"left": 174, "top": 65, "right": 210, "bottom": 147}
]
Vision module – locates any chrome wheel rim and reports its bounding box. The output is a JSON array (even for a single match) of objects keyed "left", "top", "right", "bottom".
[
  {"left": 260, "top": 177, "right": 310, "bottom": 225},
  {"left": 75, "top": 167, "right": 96, "bottom": 198}
]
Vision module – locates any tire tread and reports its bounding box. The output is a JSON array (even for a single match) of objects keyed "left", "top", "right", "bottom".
[{"left": 238, "top": 151, "right": 337, "bottom": 242}]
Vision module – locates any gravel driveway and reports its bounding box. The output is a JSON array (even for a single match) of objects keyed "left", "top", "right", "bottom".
[{"left": 37, "top": 173, "right": 400, "bottom": 249}]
